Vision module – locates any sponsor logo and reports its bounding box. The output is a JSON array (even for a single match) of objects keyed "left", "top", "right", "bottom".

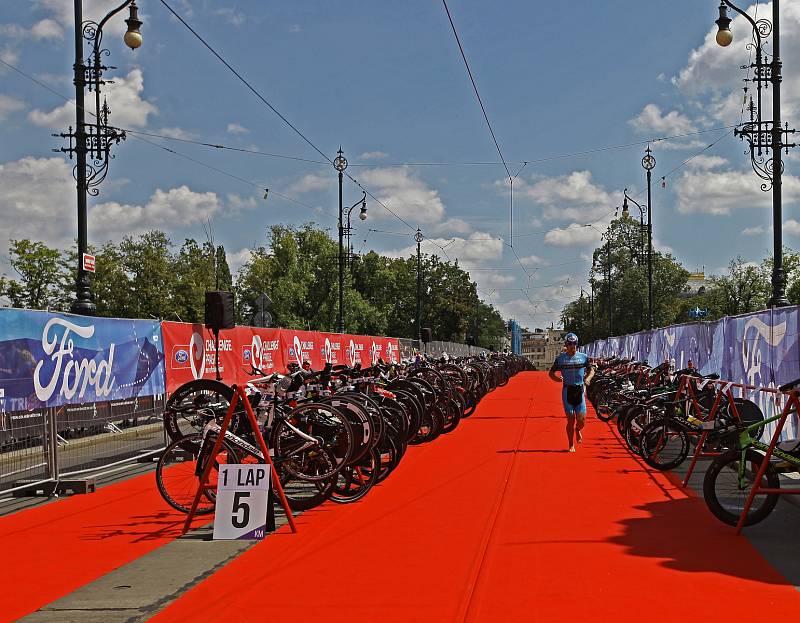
[
  {"left": 174, "top": 349, "right": 189, "bottom": 364},
  {"left": 33, "top": 318, "right": 115, "bottom": 402},
  {"left": 189, "top": 332, "right": 205, "bottom": 379}
]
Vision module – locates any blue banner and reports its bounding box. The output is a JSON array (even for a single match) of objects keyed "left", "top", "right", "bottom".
[{"left": 0, "top": 308, "right": 165, "bottom": 412}]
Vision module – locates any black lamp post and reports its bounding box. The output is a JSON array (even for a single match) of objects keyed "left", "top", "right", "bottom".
[
  {"left": 415, "top": 229, "right": 423, "bottom": 343},
  {"left": 606, "top": 231, "right": 613, "bottom": 337},
  {"left": 580, "top": 287, "right": 594, "bottom": 342},
  {"left": 622, "top": 188, "right": 647, "bottom": 263},
  {"left": 641, "top": 146, "right": 656, "bottom": 329},
  {"left": 344, "top": 191, "right": 367, "bottom": 270},
  {"left": 57, "top": 0, "right": 143, "bottom": 315},
  {"left": 714, "top": 0, "right": 796, "bottom": 307},
  {"left": 333, "top": 147, "right": 349, "bottom": 333}
]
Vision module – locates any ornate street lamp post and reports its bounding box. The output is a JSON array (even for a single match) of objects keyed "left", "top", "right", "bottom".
[
  {"left": 344, "top": 192, "right": 367, "bottom": 270},
  {"left": 714, "top": 0, "right": 796, "bottom": 306},
  {"left": 57, "top": 0, "right": 143, "bottom": 315},
  {"left": 642, "top": 146, "right": 656, "bottom": 329},
  {"left": 415, "top": 229, "right": 423, "bottom": 343},
  {"left": 334, "top": 148, "right": 348, "bottom": 333}
]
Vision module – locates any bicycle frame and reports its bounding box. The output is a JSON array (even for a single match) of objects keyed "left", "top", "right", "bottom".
[{"left": 732, "top": 387, "right": 800, "bottom": 534}]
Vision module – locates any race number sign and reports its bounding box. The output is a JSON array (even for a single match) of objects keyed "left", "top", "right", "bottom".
[{"left": 212, "top": 464, "right": 272, "bottom": 540}]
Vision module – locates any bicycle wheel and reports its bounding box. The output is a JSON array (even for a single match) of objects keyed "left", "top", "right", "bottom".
[
  {"left": 156, "top": 433, "right": 239, "bottom": 514},
  {"left": 702, "top": 449, "right": 780, "bottom": 527},
  {"left": 274, "top": 452, "right": 337, "bottom": 511},
  {"left": 639, "top": 420, "right": 689, "bottom": 470},
  {"left": 330, "top": 447, "right": 379, "bottom": 504},
  {"left": 163, "top": 379, "right": 236, "bottom": 442},
  {"left": 272, "top": 403, "right": 352, "bottom": 481}
]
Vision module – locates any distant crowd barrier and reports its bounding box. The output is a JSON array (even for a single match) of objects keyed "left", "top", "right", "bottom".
[
  {"left": 0, "top": 307, "right": 403, "bottom": 493},
  {"left": 584, "top": 306, "right": 800, "bottom": 440}
]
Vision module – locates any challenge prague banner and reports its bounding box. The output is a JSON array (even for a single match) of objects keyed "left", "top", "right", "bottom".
[{"left": 161, "top": 321, "right": 239, "bottom": 393}]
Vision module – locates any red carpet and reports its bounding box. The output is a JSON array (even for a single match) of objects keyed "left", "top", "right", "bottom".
[
  {"left": 0, "top": 470, "right": 209, "bottom": 623},
  {"left": 151, "top": 372, "right": 800, "bottom": 622}
]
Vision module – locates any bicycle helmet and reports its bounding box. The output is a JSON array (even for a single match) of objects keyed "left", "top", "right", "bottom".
[{"left": 564, "top": 332, "right": 579, "bottom": 345}]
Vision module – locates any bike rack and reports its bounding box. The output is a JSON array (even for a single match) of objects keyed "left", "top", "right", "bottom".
[
  {"left": 182, "top": 383, "right": 297, "bottom": 535},
  {"left": 676, "top": 375, "right": 744, "bottom": 488}
]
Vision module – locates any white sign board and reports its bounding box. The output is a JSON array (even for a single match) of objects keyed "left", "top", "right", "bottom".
[{"left": 212, "top": 464, "right": 271, "bottom": 540}]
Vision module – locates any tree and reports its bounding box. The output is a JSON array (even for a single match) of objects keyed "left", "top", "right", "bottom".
[
  {"left": 118, "top": 230, "right": 179, "bottom": 320},
  {"left": 0, "top": 239, "right": 70, "bottom": 310},
  {"left": 562, "top": 215, "right": 689, "bottom": 338},
  {"left": 707, "top": 257, "right": 770, "bottom": 316}
]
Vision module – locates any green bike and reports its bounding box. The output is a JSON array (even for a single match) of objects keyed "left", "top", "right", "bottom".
[{"left": 703, "top": 407, "right": 799, "bottom": 527}]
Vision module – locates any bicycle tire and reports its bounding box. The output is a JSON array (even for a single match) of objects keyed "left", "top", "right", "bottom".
[
  {"left": 163, "top": 379, "right": 236, "bottom": 443},
  {"left": 272, "top": 403, "right": 353, "bottom": 481},
  {"left": 639, "top": 420, "right": 689, "bottom": 470},
  {"left": 156, "top": 432, "right": 239, "bottom": 515},
  {"left": 702, "top": 448, "right": 780, "bottom": 527}
]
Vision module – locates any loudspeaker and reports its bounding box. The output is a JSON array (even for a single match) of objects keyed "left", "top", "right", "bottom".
[
  {"left": 466, "top": 335, "right": 476, "bottom": 347},
  {"left": 204, "top": 291, "right": 235, "bottom": 331},
  {"left": 421, "top": 327, "right": 432, "bottom": 343}
]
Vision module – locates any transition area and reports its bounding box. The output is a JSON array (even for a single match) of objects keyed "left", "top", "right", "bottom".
[{"left": 5, "top": 372, "right": 800, "bottom": 622}]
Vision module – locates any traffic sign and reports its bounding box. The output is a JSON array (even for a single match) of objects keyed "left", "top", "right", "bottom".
[
  {"left": 212, "top": 464, "right": 271, "bottom": 540},
  {"left": 82, "top": 253, "right": 96, "bottom": 273}
]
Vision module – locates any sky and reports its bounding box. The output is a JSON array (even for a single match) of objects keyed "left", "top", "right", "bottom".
[{"left": 0, "top": 0, "right": 798, "bottom": 330}]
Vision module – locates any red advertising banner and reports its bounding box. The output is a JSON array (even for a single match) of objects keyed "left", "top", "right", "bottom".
[
  {"left": 161, "top": 321, "right": 240, "bottom": 393},
  {"left": 279, "top": 329, "right": 324, "bottom": 370},
  {"left": 235, "top": 327, "right": 283, "bottom": 378},
  {"left": 161, "top": 322, "right": 403, "bottom": 395}
]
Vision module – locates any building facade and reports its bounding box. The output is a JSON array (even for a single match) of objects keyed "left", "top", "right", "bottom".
[{"left": 520, "top": 328, "right": 567, "bottom": 369}]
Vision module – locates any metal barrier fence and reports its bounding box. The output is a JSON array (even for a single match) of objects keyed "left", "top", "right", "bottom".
[
  {"left": 0, "top": 397, "right": 168, "bottom": 496},
  {"left": 398, "top": 338, "right": 488, "bottom": 360}
]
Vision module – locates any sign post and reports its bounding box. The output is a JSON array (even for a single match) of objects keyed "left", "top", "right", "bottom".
[{"left": 213, "top": 464, "right": 272, "bottom": 540}]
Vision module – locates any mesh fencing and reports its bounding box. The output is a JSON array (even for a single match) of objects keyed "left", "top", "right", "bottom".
[{"left": 0, "top": 397, "right": 168, "bottom": 494}]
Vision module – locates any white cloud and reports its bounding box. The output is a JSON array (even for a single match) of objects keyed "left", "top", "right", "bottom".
[
  {"left": 28, "top": 68, "right": 157, "bottom": 129},
  {"left": 0, "top": 157, "right": 76, "bottom": 247},
  {"left": 518, "top": 254, "right": 547, "bottom": 266},
  {"left": 629, "top": 104, "right": 697, "bottom": 135},
  {"left": 430, "top": 217, "right": 471, "bottom": 235},
  {"left": 157, "top": 126, "right": 193, "bottom": 140},
  {"left": 215, "top": 7, "right": 246, "bottom": 27},
  {"left": 685, "top": 155, "right": 728, "bottom": 170},
  {"left": 358, "top": 151, "right": 388, "bottom": 161},
  {"left": 227, "top": 123, "right": 249, "bottom": 135},
  {"left": 286, "top": 172, "right": 330, "bottom": 196},
  {"left": 30, "top": 19, "right": 63, "bottom": 40},
  {"left": 0, "top": 156, "right": 258, "bottom": 250},
  {"left": 742, "top": 225, "right": 765, "bottom": 236},
  {"left": 0, "top": 95, "right": 24, "bottom": 120},
  {"left": 673, "top": 2, "right": 800, "bottom": 122},
  {"left": 227, "top": 247, "right": 254, "bottom": 273},
  {"left": 35, "top": 0, "right": 132, "bottom": 36},
  {"left": 90, "top": 185, "right": 249, "bottom": 237},
  {"left": 348, "top": 167, "right": 447, "bottom": 226},
  {"left": 674, "top": 169, "right": 800, "bottom": 214},
  {"left": 512, "top": 171, "right": 616, "bottom": 221},
  {"left": 544, "top": 224, "right": 601, "bottom": 247},
  {"left": 0, "top": 19, "right": 63, "bottom": 40},
  {"left": 785, "top": 220, "right": 800, "bottom": 236}
]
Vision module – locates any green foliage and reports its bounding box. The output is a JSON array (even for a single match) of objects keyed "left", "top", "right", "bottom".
[
  {"left": 1, "top": 224, "right": 507, "bottom": 345},
  {"left": 0, "top": 239, "right": 69, "bottom": 310},
  {"left": 561, "top": 215, "right": 689, "bottom": 338}
]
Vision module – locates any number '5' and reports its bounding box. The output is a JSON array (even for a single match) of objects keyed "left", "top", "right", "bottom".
[{"left": 232, "top": 491, "right": 251, "bottom": 528}]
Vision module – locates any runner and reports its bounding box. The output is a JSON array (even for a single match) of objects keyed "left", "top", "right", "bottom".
[{"left": 548, "top": 333, "right": 595, "bottom": 452}]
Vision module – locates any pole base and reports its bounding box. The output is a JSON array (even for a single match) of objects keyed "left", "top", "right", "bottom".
[{"left": 768, "top": 295, "right": 791, "bottom": 308}]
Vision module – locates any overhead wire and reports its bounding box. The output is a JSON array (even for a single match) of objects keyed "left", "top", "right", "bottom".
[{"left": 440, "top": 0, "right": 514, "bottom": 246}]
